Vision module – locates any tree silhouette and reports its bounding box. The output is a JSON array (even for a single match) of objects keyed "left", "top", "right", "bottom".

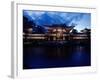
[
  {"left": 71, "top": 29, "right": 78, "bottom": 34},
  {"left": 81, "top": 28, "right": 91, "bottom": 34},
  {"left": 23, "top": 16, "right": 36, "bottom": 33}
]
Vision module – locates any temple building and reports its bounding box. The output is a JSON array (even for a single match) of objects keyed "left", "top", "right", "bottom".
[
  {"left": 23, "top": 24, "right": 90, "bottom": 41},
  {"left": 44, "top": 24, "right": 74, "bottom": 41}
]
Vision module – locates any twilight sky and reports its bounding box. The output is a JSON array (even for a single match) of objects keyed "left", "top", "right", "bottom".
[{"left": 23, "top": 10, "right": 91, "bottom": 32}]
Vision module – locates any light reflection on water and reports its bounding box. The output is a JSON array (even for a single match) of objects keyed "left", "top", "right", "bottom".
[{"left": 23, "top": 44, "right": 91, "bottom": 69}]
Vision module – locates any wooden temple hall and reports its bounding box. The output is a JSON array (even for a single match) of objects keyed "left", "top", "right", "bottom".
[
  {"left": 24, "top": 24, "right": 75, "bottom": 41},
  {"left": 44, "top": 26, "right": 74, "bottom": 41}
]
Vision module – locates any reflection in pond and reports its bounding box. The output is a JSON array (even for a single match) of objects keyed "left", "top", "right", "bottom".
[{"left": 23, "top": 42, "right": 90, "bottom": 69}]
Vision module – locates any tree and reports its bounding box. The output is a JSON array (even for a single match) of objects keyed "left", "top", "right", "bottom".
[
  {"left": 71, "top": 29, "right": 78, "bottom": 34},
  {"left": 81, "top": 28, "right": 91, "bottom": 34},
  {"left": 23, "top": 16, "right": 36, "bottom": 33}
]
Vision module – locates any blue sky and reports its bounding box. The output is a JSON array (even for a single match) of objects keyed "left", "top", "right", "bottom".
[{"left": 23, "top": 10, "right": 91, "bottom": 32}]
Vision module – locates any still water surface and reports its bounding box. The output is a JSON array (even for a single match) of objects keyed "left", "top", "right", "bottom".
[{"left": 23, "top": 43, "right": 91, "bottom": 69}]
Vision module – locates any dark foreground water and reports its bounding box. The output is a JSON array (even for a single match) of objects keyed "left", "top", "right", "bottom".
[{"left": 23, "top": 41, "right": 91, "bottom": 69}]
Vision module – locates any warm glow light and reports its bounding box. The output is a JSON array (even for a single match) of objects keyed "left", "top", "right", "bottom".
[
  {"left": 28, "top": 28, "right": 33, "bottom": 33},
  {"left": 63, "top": 29, "right": 66, "bottom": 32},
  {"left": 53, "top": 29, "right": 57, "bottom": 32},
  {"left": 57, "top": 29, "right": 62, "bottom": 32}
]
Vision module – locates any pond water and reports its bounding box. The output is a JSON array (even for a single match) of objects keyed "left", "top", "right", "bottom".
[{"left": 23, "top": 42, "right": 91, "bottom": 69}]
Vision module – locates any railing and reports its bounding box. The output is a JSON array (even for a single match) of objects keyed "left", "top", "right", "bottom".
[{"left": 23, "top": 33, "right": 90, "bottom": 40}]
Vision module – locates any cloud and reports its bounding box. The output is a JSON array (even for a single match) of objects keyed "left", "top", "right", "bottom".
[{"left": 23, "top": 10, "right": 91, "bottom": 31}]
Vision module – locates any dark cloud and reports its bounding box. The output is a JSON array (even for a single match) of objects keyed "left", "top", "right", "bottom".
[{"left": 23, "top": 10, "right": 91, "bottom": 31}]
